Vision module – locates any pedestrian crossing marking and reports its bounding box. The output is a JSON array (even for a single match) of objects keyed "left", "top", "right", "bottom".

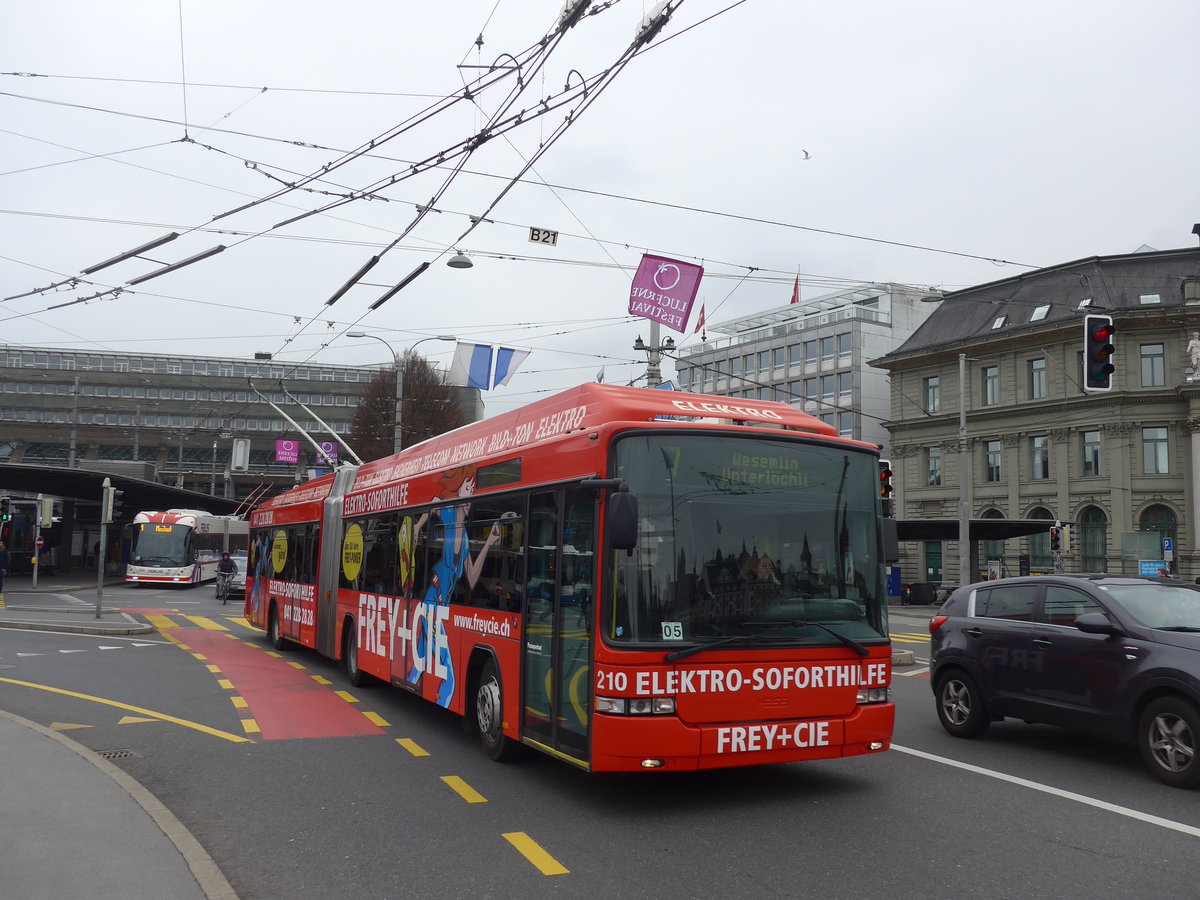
[
  {"left": 182, "top": 615, "right": 229, "bottom": 631},
  {"left": 145, "top": 614, "right": 177, "bottom": 631}
]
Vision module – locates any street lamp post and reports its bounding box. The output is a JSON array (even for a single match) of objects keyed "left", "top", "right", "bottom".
[{"left": 347, "top": 333, "right": 456, "bottom": 453}]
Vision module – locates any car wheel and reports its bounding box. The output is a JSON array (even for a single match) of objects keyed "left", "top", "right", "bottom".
[
  {"left": 935, "top": 670, "right": 990, "bottom": 738},
  {"left": 476, "top": 658, "right": 521, "bottom": 761},
  {"left": 268, "top": 604, "right": 286, "bottom": 651},
  {"left": 343, "top": 623, "right": 371, "bottom": 688},
  {"left": 1139, "top": 697, "right": 1200, "bottom": 789}
]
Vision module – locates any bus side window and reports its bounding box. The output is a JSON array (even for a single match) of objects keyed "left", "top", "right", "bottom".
[
  {"left": 468, "top": 496, "right": 525, "bottom": 611},
  {"left": 408, "top": 511, "right": 430, "bottom": 599}
]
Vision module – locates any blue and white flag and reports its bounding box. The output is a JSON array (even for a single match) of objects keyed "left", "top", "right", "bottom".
[
  {"left": 596, "top": 366, "right": 605, "bottom": 383},
  {"left": 492, "top": 346, "right": 530, "bottom": 388},
  {"left": 450, "top": 342, "right": 494, "bottom": 390},
  {"left": 449, "top": 342, "right": 530, "bottom": 390}
]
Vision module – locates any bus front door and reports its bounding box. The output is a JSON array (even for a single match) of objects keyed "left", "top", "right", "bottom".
[{"left": 522, "top": 489, "right": 594, "bottom": 762}]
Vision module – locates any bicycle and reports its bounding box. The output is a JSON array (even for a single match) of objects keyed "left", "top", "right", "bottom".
[{"left": 216, "top": 571, "right": 234, "bottom": 605}]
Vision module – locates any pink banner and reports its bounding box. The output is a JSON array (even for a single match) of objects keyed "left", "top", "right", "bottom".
[
  {"left": 275, "top": 439, "right": 299, "bottom": 464},
  {"left": 315, "top": 441, "right": 339, "bottom": 464},
  {"left": 628, "top": 254, "right": 704, "bottom": 333}
]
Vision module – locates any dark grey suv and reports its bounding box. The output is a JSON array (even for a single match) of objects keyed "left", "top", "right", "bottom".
[{"left": 929, "top": 575, "right": 1200, "bottom": 788}]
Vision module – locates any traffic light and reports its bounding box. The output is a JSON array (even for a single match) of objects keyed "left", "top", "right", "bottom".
[
  {"left": 1083, "top": 314, "right": 1116, "bottom": 392},
  {"left": 0, "top": 497, "right": 9, "bottom": 522},
  {"left": 879, "top": 459, "right": 895, "bottom": 518},
  {"left": 101, "top": 486, "right": 124, "bottom": 524},
  {"left": 1050, "top": 526, "right": 1061, "bottom": 552}
]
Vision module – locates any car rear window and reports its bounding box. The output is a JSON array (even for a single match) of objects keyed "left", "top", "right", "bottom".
[{"left": 976, "top": 585, "right": 1037, "bottom": 621}]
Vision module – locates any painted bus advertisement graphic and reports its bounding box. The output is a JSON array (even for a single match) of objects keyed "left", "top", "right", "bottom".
[{"left": 245, "top": 383, "right": 894, "bottom": 772}]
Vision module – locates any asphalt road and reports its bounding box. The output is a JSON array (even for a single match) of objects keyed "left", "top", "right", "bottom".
[{"left": 2, "top": 585, "right": 1198, "bottom": 899}]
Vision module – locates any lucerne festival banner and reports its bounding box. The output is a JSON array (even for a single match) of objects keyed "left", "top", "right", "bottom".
[{"left": 627, "top": 253, "right": 704, "bottom": 333}]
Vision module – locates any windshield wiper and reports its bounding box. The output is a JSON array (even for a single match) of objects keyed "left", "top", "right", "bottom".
[
  {"left": 748, "top": 619, "right": 871, "bottom": 657},
  {"left": 664, "top": 633, "right": 784, "bottom": 662}
]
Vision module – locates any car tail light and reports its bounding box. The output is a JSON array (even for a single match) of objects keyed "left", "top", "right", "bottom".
[{"left": 929, "top": 615, "right": 949, "bottom": 634}]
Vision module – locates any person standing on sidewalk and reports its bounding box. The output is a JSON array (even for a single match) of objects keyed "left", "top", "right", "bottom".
[{"left": 0, "top": 540, "right": 9, "bottom": 603}]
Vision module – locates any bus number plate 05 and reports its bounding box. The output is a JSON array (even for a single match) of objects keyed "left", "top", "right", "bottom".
[{"left": 661, "top": 621, "right": 683, "bottom": 640}]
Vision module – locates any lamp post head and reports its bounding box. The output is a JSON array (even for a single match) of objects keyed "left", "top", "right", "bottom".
[{"left": 447, "top": 251, "right": 473, "bottom": 269}]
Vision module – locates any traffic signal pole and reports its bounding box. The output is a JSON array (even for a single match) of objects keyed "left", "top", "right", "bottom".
[{"left": 96, "top": 477, "right": 109, "bottom": 618}]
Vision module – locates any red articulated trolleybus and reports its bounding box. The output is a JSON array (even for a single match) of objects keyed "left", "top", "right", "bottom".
[{"left": 245, "top": 383, "right": 895, "bottom": 772}]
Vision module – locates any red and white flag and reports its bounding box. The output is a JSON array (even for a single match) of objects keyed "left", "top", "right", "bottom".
[
  {"left": 790, "top": 275, "right": 800, "bottom": 304},
  {"left": 693, "top": 303, "right": 706, "bottom": 334}
]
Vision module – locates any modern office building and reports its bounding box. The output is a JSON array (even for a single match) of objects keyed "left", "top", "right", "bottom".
[
  {"left": 870, "top": 245, "right": 1200, "bottom": 586},
  {"left": 674, "top": 283, "right": 936, "bottom": 450}
]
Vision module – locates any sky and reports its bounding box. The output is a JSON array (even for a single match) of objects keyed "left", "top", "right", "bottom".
[{"left": 3, "top": 0, "right": 1198, "bottom": 418}]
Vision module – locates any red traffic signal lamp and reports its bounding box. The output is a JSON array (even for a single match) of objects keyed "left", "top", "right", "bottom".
[
  {"left": 878, "top": 459, "right": 895, "bottom": 517},
  {"left": 1083, "top": 314, "right": 1116, "bottom": 392},
  {"left": 1050, "top": 526, "right": 1061, "bottom": 551}
]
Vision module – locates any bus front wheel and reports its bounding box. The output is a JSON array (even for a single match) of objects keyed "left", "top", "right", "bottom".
[{"left": 476, "top": 658, "right": 521, "bottom": 762}]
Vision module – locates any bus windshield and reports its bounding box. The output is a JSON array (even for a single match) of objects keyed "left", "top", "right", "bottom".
[
  {"left": 606, "top": 433, "right": 886, "bottom": 646},
  {"left": 130, "top": 523, "right": 192, "bottom": 567}
]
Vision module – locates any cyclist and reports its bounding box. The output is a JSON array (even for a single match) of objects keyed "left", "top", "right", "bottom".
[{"left": 216, "top": 552, "right": 238, "bottom": 604}]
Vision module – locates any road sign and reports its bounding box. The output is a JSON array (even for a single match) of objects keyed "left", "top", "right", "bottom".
[
  {"left": 1163, "top": 537, "right": 1173, "bottom": 553},
  {"left": 528, "top": 226, "right": 559, "bottom": 246},
  {"left": 35, "top": 536, "right": 45, "bottom": 548}
]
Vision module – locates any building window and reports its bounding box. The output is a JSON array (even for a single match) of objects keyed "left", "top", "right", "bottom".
[
  {"left": 924, "top": 376, "right": 940, "bottom": 413},
  {"left": 772, "top": 347, "right": 786, "bottom": 369},
  {"left": 820, "top": 337, "right": 834, "bottom": 365},
  {"left": 982, "top": 365, "right": 999, "bottom": 406},
  {"left": 837, "top": 411, "right": 853, "bottom": 437},
  {"left": 985, "top": 440, "right": 1002, "bottom": 483},
  {"left": 1030, "top": 304, "right": 1050, "bottom": 321},
  {"left": 804, "top": 378, "right": 817, "bottom": 400},
  {"left": 837, "top": 333, "right": 851, "bottom": 363},
  {"left": 1080, "top": 505, "right": 1108, "bottom": 572},
  {"left": 757, "top": 351, "right": 770, "bottom": 373},
  {"left": 1139, "top": 504, "right": 1177, "bottom": 563},
  {"left": 1077, "top": 297, "right": 1092, "bottom": 310},
  {"left": 1029, "top": 358, "right": 1046, "bottom": 399},
  {"left": 803, "top": 341, "right": 816, "bottom": 366},
  {"left": 788, "top": 345, "right": 802, "bottom": 366},
  {"left": 982, "top": 509, "right": 1005, "bottom": 574},
  {"left": 1081, "top": 430, "right": 1101, "bottom": 477},
  {"left": 1140, "top": 343, "right": 1165, "bottom": 387},
  {"left": 730, "top": 357, "right": 741, "bottom": 377},
  {"left": 926, "top": 446, "right": 942, "bottom": 486},
  {"left": 820, "top": 375, "right": 835, "bottom": 405},
  {"left": 1031, "top": 436, "right": 1049, "bottom": 480},
  {"left": 1027, "top": 507, "right": 1054, "bottom": 572},
  {"left": 1142, "top": 426, "right": 1169, "bottom": 474},
  {"left": 992, "top": 316, "right": 1007, "bottom": 329},
  {"left": 1138, "top": 294, "right": 1161, "bottom": 305},
  {"left": 837, "top": 372, "right": 852, "bottom": 401}
]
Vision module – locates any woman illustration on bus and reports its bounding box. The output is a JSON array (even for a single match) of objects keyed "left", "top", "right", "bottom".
[
  {"left": 408, "top": 464, "right": 501, "bottom": 707},
  {"left": 247, "top": 532, "right": 272, "bottom": 618}
]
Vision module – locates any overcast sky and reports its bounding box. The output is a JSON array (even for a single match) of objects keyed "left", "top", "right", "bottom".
[{"left": 4, "top": 0, "right": 1197, "bottom": 417}]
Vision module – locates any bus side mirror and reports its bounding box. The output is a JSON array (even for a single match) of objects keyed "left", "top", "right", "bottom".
[{"left": 607, "top": 488, "right": 639, "bottom": 551}]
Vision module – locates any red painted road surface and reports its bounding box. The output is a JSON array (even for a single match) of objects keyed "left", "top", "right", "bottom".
[{"left": 180, "top": 630, "right": 386, "bottom": 740}]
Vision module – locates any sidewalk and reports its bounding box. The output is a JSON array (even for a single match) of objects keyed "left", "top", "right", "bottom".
[
  {"left": 0, "top": 571, "right": 154, "bottom": 635},
  {"left": 0, "top": 710, "right": 236, "bottom": 900}
]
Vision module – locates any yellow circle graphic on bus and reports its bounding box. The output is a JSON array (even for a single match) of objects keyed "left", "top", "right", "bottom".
[
  {"left": 271, "top": 529, "right": 288, "bottom": 574},
  {"left": 342, "top": 523, "right": 364, "bottom": 582}
]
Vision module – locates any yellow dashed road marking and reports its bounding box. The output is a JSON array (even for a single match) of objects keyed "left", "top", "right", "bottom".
[
  {"left": 396, "top": 738, "right": 429, "bottom": 757},
  {"left": 241, "top": 718, "right": 261, "bottom": 735},
  {"left": 311, "top": 676, "right": 332, "bottom": 685},
  {"left": 441, "top": 775, "right": 486, "bottom": 804},
  {"left": 362, "top": 711, "right": 389, "bottom": 727},
  {"left": 335, "top": 690, "right": 358, "bottom": 704},
  {"left": 503, "top": 832, "right": 568, "bottom": 875},
  {"left": 231, "top": 697, "right": 248, "bottom": 709}
]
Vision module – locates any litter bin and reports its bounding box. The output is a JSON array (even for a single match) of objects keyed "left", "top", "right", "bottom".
[{"left": 907, "top": 582, "right": 936, "bottom": 606}]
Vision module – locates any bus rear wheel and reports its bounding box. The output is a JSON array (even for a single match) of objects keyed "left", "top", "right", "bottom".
[
  {"left": 268, "top": 604, "right": 286, "bottom": 651},
  {"left": 476, "top": 658, "right": 521, "bottom": 762},
  {"left": 344, "top": 622, "right": 370, "bottom": 688}
]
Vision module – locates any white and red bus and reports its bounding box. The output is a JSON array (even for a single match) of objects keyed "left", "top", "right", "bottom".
[
  {"left": 127, "top": 509, "right": 248, "bottom": 585},
  {"left": 245, "top": 383, "right": 895, "bottom": 772}
]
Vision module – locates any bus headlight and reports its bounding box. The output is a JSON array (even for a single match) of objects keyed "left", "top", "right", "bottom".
[
  {"left": 595, "top": 696, "right": 676, "bottom": 715},
  {"left": 856, "top": 687, "right": 890, "bottom": 704}
]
